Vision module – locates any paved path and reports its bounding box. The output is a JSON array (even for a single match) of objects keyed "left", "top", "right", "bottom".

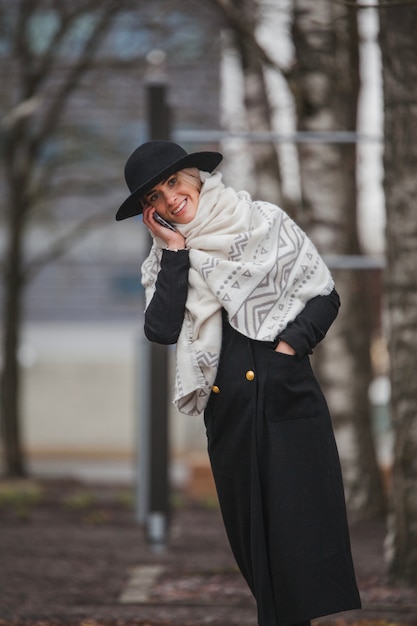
[{"left": 0, "top": 480, "right": 416, "bottom": 625}]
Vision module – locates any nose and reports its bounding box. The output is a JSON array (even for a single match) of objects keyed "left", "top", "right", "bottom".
[{"left": 166, "top": 189, "right": 177, "bottom": 206}]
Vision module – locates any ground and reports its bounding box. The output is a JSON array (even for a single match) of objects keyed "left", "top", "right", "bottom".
[{"left": 0, "top": 478, "right": 416, "bottom": 626}]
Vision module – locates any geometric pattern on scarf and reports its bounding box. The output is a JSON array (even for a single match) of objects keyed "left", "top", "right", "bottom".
[{"left": 141, "top": 172, "right": 334, "bottom": 416}]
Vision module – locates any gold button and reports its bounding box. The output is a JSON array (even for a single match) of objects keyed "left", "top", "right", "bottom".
[
  {"left": 245, "top": 370, "right": 255, "bottom": 381},
  {"left": 212, "top": 385, "right": 220, "bottom": 394}
]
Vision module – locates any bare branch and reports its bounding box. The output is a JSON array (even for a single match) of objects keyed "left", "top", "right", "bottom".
[
  {"left": 29, "top": 3, "right": 119, "bottom": 159},
  {"left": 207, "top": 0, "right": 285, "bottom": 73},
  {"left": 24, "top": 1, "right": 119, "bottom": 94},
  {"left": 24, "top": 210, "right": 110, "bottom": 282},
  {"left": 14, "top": 0, "right": 42, "bottom": 98},
  {"left": 1, "top": 96, "right": 42, "bottom": 131},
  {"left": 25, "top": 10, "right": 77, "bottom": 95}
]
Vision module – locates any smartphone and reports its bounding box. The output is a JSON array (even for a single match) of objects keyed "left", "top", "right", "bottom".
[{"left": 153, "top": 212, "right": 177, "bottom": 231}]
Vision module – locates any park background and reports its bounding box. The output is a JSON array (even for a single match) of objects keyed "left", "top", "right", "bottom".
[{"left": 0, "top": 1, "right": 417, "bottom": 622}]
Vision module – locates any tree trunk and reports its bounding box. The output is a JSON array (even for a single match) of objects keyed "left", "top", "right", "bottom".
[
  {"left": 290, "top": 0, "right": 385, "bottom": 517},
  {"left": 1, "top": 247, "right": 25, "bottom": 476},
  {"left": 379, "top": 3, "right": 417, "bottom": 584},
  {"left": 0, "top": 0, "right": 123, "bottom": 477},
  {"left": 228, "top": 0, "right": 284, "bottom": 204},
  {"left": 1, "top": 135, "right": 28, "bottom": 477}
]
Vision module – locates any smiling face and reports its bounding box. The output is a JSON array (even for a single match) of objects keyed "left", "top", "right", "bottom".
[{"left": 143, "top": 171, "right": 201, "bottom": 224}]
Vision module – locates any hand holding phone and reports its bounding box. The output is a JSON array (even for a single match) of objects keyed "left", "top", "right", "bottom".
[
  {"left": 143, "top": 206, "right": 185, "bottom": 248},
  {"left": 153, "top": 212, "right": 177, "bottom": 231}
]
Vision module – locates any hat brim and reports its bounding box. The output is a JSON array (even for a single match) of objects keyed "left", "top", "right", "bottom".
[{"left": 115, "top": 150, "right": 222, "bottom": 221}]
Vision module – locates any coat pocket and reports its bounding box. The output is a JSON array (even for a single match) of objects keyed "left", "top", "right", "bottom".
[{"left": 265, "top": 352, "right": 326, "bottom": 421}]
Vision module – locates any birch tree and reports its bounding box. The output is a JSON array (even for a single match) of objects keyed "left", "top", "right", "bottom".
[
  {"left": 379, "top": 1, "right": 417, "bottom": 584},
  {"left": 290, "top": 0, "right": 385, "bottom": 517},
  {"left": 208, "top": 0, "right": 385, "bottom": 517},
  {"left": 209, "top": 0, "right": 285, "bottom": 204}
]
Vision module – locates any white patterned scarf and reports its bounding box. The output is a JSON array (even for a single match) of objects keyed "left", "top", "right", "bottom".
[{"left": 141, "top": 172, "right": 334, "bottom": 416}]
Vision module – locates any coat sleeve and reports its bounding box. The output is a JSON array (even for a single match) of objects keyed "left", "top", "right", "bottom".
[
  {"left": 277, "top": 288, "right": 341, "bottom": 357},
  {"left": 143, "top": 249, "right": 190, "bottom": 344}
]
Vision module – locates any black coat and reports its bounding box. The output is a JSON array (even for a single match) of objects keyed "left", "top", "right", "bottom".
[
  {"left": 144, "top": 249, "right": 361, "bottom": 626},
  {"left": 205, "top": 313, "right": 361, "bottom": 625}
]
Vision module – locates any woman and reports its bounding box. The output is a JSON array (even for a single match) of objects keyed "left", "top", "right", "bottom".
[{"left": 116, "top": 140, "right": 361, "bottom": 626}]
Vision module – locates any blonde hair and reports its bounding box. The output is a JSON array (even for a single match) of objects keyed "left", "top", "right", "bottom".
[{"left": 176, "top": 167, "right": 202, "bottom": 191}]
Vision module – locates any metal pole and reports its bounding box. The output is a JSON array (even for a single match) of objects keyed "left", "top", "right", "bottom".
[
  {"left": 138, "top": 52, "right": 171, "bottom": 550},
  {"left": 136, "top": 336, "right": 150, "bottom": 525},
  {"left": 174, "top": 129, "right": 382, "bottom": 145}
]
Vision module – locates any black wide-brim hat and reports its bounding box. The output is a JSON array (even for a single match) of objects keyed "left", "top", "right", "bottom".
[{"left": 115, "top": 140, "right": 223, "bottom": 221}]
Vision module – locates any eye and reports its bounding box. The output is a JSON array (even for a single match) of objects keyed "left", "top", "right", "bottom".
[
  {"left": 149, "top": 191, "right": 160, "bottom": 203},
  {"left": 167, "top": 176, "right": 177, "bottom": 187}
]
